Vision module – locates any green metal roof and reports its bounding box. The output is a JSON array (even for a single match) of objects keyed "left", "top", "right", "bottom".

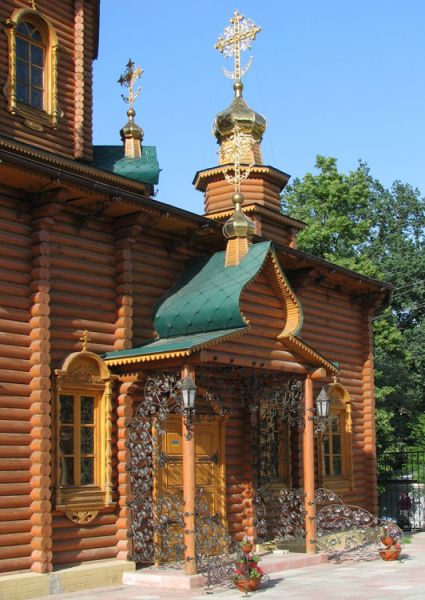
[
  {"left": 104, "top": 328, "right": 245, "bottom": 361},
  {"left": 154, "top": 241, "right": 271, "bottom": 337},
  {"left": 92, "top": 145, "right": 160, "bottom": 185},
  {"left": 103, "top": 241, "right": 271, "bottom": 362}
]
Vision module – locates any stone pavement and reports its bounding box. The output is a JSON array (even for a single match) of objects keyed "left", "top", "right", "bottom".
[{"left": 36, "top": 532, "right": 425, "bottom": 600}]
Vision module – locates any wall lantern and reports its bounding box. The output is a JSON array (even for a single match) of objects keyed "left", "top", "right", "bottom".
[
  {"left": 315, "top": 386, "right": 330, "bottom": 419},
  {"left": 181, "top": 375, "right": 196, "bottom": 440}
]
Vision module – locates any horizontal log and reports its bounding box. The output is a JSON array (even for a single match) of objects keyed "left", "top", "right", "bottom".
[
  {"left": 0, "top": 556, "right": 32, "bottom": 573},
  {"left": 0, "top": 445, "right": 31, "bottom": 459},
  {"left": 53, "top": 534, "right": 118, "bottom": 552},
  {"left": 0, "top": 507, "right": 32, "bottom": 522},
  {"left": 52, "top": 546, "right": 117, "bottom": 565},
  {"left": 0, "top": 472, "right": 30, "bottom": 484},
  {"left": 0, "top": 543, "right": 32, "bottom": 560}
]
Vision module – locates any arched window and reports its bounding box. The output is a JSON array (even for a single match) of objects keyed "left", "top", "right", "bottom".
[
  {"left": 54, "top": 351, "right": 117, "bottom": 524},
  {"left": 4, "top": 9, "right": 60, "bottom": 129},
  {"left": 15, "top": 21, "right": 45, "bottom": 110},
  {"left": 318, "top": 383, "right": 353, "bottom": 493}
]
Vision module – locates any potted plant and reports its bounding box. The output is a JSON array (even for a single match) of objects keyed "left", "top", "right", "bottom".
[
  {"left": 379, "top": 542, "right": 401, "bottom": 561},
  {"left": 233, "top": 538, "right": 263, "bottom": 595}
]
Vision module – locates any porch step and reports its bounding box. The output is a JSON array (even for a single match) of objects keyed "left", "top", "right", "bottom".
[{"left": 122, "top": 552, "right": 328, "bottom": 590}]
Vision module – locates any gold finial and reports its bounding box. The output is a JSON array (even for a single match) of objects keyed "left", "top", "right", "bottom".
[
  {"left": 80, "top": 330, "right": 90, "bottom": 352},
  {"left": 215, "top": 10, "right": 261, "bottom": 83},
  {"left": 118, "top": 59, "right": 144, "bottom": 159},
  {"left": 220, "top": 124, "right": 254, "bottom": 193},
  {"left": 118, "top": 59, "right": 143, "bottom": 110}
]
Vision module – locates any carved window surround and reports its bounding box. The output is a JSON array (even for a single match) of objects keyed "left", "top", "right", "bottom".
[
  {"left": 3, "top": 8, "right": 61, "bottom": 131},
  {"left": 54, "top": 351, "right": 117, "bottom": 519}
]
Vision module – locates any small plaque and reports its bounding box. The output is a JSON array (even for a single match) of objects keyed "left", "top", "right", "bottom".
[{"left": 171, "top": 439, "right": 179, "bottom": 446}]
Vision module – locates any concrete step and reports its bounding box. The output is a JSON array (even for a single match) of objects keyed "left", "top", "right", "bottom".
[{"left": 123, "top": 552, "right": 328, "bottom": 590}]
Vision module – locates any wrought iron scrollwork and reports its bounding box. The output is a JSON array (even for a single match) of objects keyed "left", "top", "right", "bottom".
[
  {"left": 314, "top": 488, "right": 403, "bottom": 560},
  {"left": 127, "top": 372, "right": 182, "bottom": 563},
  {"left": 195, "top": 489, "right": 242, "bottom": 589},
  {"left": 254, "top": 487, "right": 306, "bottom": 545}
]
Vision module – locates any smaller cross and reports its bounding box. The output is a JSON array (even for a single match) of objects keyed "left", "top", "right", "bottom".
[
  {"left": 118, "top": 59, "right": 143, "bottom": 111},
  {"left": 29, "top": 0, "right": 37, "bottom": 9},
  {"left": 80, "top": 330, "right": 90, "bottom": 352}
]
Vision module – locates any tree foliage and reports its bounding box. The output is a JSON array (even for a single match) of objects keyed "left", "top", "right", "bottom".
[{"left": 282, "top": 156, "right": 425, "bottom": 450}]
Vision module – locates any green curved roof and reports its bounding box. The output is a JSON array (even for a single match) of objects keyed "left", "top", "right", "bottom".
[{"left": 154, "top": 241, "right": 271, "bottom": 338}]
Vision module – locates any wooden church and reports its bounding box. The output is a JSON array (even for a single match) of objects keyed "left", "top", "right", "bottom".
[{"left": 0, "top": 1, "right": 390, "bottom": 596}]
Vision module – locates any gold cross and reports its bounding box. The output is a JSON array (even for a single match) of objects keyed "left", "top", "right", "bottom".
[
  {"left": 215, "top": 10, "right": 261, "bottom": 81},
  {"left": 118, "top": 59, "right": 143, "bottom": 110},
  {"left": 29, "top": 0, "right": 37, "bottom": 9},
  {"left": 80, "top": 330, "right": 90, "bottom": 352}
]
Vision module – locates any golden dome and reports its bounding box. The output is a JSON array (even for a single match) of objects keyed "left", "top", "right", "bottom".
[
  {"left": 213, "top": 81, "right": 266, "bottom": 147},
  {"left": 222, "top": 191, "right": 256, "bottom": 240}
]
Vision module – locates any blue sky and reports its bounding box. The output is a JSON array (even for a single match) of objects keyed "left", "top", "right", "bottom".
[{"left": 93, "top": 1, "right": 425, "bottom": 214}]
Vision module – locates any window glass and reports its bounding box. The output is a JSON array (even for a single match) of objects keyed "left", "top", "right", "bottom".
[
  {"left": 15, "top": 20, "right": 45, "bottom": 110},
  {"left": 59, "top": 394, "right": 97, "bottom": 487}
]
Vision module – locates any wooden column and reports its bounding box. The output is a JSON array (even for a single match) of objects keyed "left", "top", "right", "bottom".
[
  {"left": 303, "top": 374, "right": 316, "bottom": 554},
  {"left": 181, "top": 365, "right": 196, "bottom": 575},
  {"left": 29, "top": 199, "right": 61, "bottom": 573},
  {"left": 116, "top": 377, "right": 137, "bottom": 560}
]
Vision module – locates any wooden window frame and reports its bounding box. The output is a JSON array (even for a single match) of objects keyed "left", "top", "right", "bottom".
[
  {"left": 3, "top": 8, "right": 61, "bottom": 131},
  {"left": 317, "top": 384, "right": 353, "bottom": 493},
  {"left": 54, "top": 352, "right": 117, "bottom": 518}
]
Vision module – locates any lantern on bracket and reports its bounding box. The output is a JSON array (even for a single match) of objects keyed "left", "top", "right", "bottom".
[{"left": 181, "top": 375, "right": 197, "bottom": 441}]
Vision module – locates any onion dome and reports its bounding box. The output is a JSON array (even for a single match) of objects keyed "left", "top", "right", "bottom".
[
  {"left": 213, "top": 82, "right": 266, "bottom": 164},
  {"left": 223, "top": 190, "right": 256, "bottom": 241},
  {"left": 120, "top": 108, "right": 144, "bottom": 159}
]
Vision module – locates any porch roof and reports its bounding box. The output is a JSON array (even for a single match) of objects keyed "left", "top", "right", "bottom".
[
  {"left": 103, "top": 240, "right": 337, "bottom": 374},
  {"left": 103, "top": 327, "right": 246, "bottom": 366}
]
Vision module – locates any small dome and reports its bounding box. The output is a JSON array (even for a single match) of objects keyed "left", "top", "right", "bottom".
[
  {"left": 120, "top": 108, "right": 144, "bottom": 143},
  {"left": 222, "top": 192, "right": 255, "bottom": 240},
  {"left": 213, "top": 81, "right": 266, "bottom": 145}
]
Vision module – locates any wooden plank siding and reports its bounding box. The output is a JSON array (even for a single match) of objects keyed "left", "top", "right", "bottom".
[{"left": 0, "top": 0, "right": 95, "bottom": 161}]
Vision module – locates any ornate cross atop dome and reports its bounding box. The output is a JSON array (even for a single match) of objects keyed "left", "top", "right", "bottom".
[
  {"left": 215, "top": 9, "right": 261, "bottom": 83},
  {"left": 118, "top": 59, "right": 144, "bottom": 158}
]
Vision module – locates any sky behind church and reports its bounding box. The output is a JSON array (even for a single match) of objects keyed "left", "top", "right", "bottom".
[{"left": 93, "top": 1, "right": 425, "bottom": 214}]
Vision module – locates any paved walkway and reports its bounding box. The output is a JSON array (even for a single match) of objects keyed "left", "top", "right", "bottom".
[{"left": 37, "top": 532, "right": 425, "bottom": 600}]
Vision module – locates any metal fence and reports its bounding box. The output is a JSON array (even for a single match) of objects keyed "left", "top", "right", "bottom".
[{"left": 378, "top": 448, "right": 425, "bottom": 530}]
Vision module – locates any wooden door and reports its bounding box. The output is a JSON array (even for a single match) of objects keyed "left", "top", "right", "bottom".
[{"left": 157, "top": 414, "right": 225, "bottom": 517}]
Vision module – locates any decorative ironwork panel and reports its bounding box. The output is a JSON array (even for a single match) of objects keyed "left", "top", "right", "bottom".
[
  {"left": 254, "top": 487, "right": 306, "bottom": 544},
  {"left": 195, "top": 489, "right": 242, "bottom": 588},
  {"left": 314, "top": 488, "right": 403, "bottom": 560},
  {"left": 127, "top": 372, "right": 182, "bottom": 563}
]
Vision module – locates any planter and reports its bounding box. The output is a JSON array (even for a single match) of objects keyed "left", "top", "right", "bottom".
[
  {"left": 234, "top": 577, "right": 262, "bottom": 593},
  {"left": 235, "top": 578, "right": 251, "bottom": 593},
  {"left": 249, "top": 576, "right": 262, "bottom": 591},
  {"left": 379, "top": 548, "right": 401, "bottom": 561},
  {"left": 381, "top": 535, "right": 395, "bottom": 547}
]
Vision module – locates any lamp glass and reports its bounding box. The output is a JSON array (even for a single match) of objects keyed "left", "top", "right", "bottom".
[
  {"left": 316, "top": 386, "right": 330, "bottom": 418},
  {"left": 181, "top": 375, "right": 196, "bottom": 410}
]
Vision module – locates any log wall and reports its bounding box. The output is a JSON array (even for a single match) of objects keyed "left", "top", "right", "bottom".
[
  {"left": 295, "top": 281, "right": 376, "bottom": 511},
  {"left": 0, "top": 0, "right": 95, "bottom": 160},
  {"left": 0, "top": 188, "right": 379, "bottom": 571},
  {"left": 0, "top": 190, "right": 33, "bottom": 573}
]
